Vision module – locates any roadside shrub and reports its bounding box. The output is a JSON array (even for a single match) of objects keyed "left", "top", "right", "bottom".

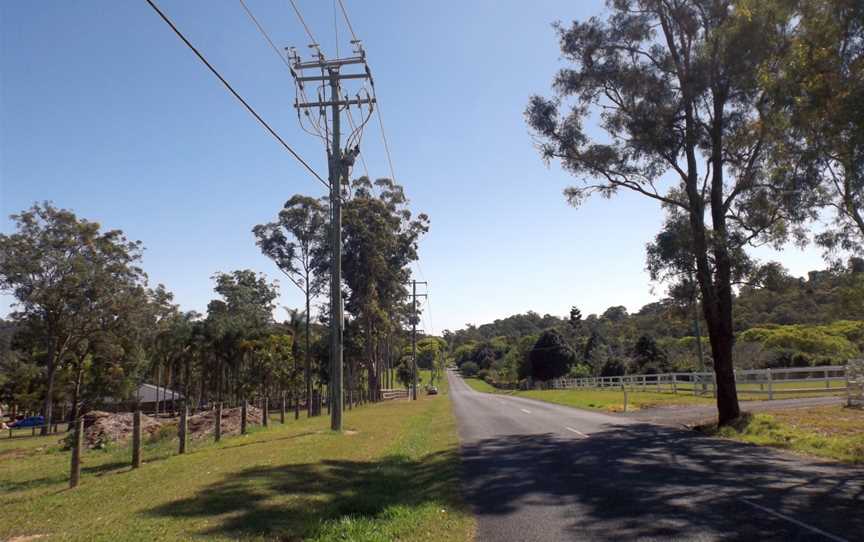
[
  {"left": 739, "top": 323, "right": 860, "bottom": 365},
  {"left": 460, "top": 361, "right": 479, "bottom": 377},
  {"left": 148, "top": 423, "right": 177, "bottom": 444},
  {"left": 600, "top": 358, "right": 626, "bottom": 377},
  {"left": 568, "top": 363, "right": 591, "bottom": 378}
]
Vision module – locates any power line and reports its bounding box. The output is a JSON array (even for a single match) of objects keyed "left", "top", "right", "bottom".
[
  {"left": 333, "top": 0, "right": 339, "bottom": 58},
  {"left": 236, "top": 0, "right": 326, "bottom": 140},
  {"left": 336, "top": 0, "right": 359, "bottom": 43},
  {"left": 375, "top": 99, "right": 398, "bottom": 183},
  {"left": 238, "top": 0, "right": 293, "bottom": 72},
  {"left": 287, "top": 0, "right": 318, "bottom": 46},
  {"left": 143, "top": 0, "right": 328, "bottom": 189},
  {"left": 346, "top": 109, "right": 370, "bottom": 178}
]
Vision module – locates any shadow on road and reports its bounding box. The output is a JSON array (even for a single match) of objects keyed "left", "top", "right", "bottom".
[{"left": 459, "top": 423, "right": 864, "bottom": 540}]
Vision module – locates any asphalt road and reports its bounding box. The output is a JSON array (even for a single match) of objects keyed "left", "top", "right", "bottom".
[{"left": 447, "top": 370, "right": 864, "bottom": 542}]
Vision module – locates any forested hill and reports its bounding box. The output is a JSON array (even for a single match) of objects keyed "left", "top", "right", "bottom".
[{"left": 446, "top": 261, "right": 864, "bottom": 383}]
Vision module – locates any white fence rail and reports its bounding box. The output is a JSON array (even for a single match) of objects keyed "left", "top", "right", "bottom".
[
  {"left": 547, "top": 365, "right": 852, "bottom": 400},
  {"left": 847, "top": 359, "right": 864, "bottom": 407}
]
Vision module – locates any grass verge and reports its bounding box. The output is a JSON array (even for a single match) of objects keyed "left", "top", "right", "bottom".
[
  {"left": 0, "top": 383, "right": 473, "bottom": 542},
  {"left": 697, "top": 405, "right": 864, "bottom": 464},
  {"left": 462, "top": 376, "right": 711, "bottom": 411}
]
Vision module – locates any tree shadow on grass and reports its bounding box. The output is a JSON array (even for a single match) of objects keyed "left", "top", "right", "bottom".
[
  {"left": 458, "top": 423, "right": 864, "bottom": 540},
  {"left": 146, "top": 449, "right": 465, "bottom": 540}
]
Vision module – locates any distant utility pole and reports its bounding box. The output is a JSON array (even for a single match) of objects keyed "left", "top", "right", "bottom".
[
  {"left": 410, "top": 280, "right": 427, "bottom": 401},
  {"left": 290, "top": 43, "right": 375, "bottom": 432}
]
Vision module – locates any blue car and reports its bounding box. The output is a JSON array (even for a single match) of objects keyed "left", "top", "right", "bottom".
[{"left": 10, "top": 415, "right": 45, "bottom": 428}]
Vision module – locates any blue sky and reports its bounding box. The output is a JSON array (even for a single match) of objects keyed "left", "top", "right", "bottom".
[{"left": 0, "top": 1, "right": 825, "bottom": 333}]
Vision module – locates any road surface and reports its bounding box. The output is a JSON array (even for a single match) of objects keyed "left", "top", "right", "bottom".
[{"left": 448, "top": 370, "right": 863, "bottom": 541}]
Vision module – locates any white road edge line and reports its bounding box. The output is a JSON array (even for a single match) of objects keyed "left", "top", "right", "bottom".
[
  {"left": 520, "top": 408, "right": 532, "bottom": 414},
  {"left": 565, "top": 427, "right": 589, "bottom": 438},
  {"left": 736, "top": 498, "right": 849, "bottom": 542}
]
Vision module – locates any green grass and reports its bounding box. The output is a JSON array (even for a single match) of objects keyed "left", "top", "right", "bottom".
[
  {"left": 516, "top": 389, "right": 712, "bottom": 412},
  {"left": 462, "top": 376, "right": 711, "bottom": 411},
  {"left": 462, "top": 378, "right": 499, "bottom": 394},
  {"left": 698, "top": 406, "right": 864, "bottom": 464},
  {"left": 0, "top": 381, "right": 473, "bottom": 542},
  {"left": 463, "top": 375, "right": 845, "bottom": 409}
]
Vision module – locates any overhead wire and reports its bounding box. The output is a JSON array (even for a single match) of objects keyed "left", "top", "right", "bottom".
[
  {"left": 287, "top": 0, "right": 318, "bottom": 45},
  {"left": 373, "top": 90, "right": 398, "bottom": 184},
  {"left": 336, "top": 0, "right": 359, "bottom": 43},
  {"left": 346, "top": 108, "right": 370, "bottom": 178},
  {"left": 236, "top": 0, "right": 326, "bottom": 141},
  {"left": 333, "top": 0, "right": 339, "bottom": 58},
  {"left": 143, "top": 0, "right": 328, "bottom": 188}
]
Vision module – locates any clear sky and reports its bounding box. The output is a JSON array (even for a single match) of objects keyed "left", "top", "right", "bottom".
[{"left": 0, "top": 1, "right": 826, "bottom": 334}]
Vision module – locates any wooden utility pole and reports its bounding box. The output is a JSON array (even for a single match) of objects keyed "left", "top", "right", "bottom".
[
  {"left": 70, "top": 416, "right": 83, "bottom": 488},
  {"left": 178, "top": 402, "right": 188, "bottom": 454},
  {"left": 132, "top": 408, "right": 142, "bottom": 468},
  {"left": 214, "top": 402, "right": 222, "bottom": 442},
  {"left": 410, "top": 280, "right": 427, "bottom": 401},
  {"left": 291, "top": 45, "right": 374, "bottom": 431}
]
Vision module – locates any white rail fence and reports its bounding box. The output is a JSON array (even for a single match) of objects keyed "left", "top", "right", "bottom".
[
  {"left": 847, "top": 359, "right": 864, "bottom": 407},
  {"left": 546, "top": 365, "right": 855, "bottom": 400}
]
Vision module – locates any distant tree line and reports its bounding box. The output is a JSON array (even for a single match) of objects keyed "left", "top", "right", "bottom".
[{"left": 449, "top": 259, "right": 864, "bottom": 384}]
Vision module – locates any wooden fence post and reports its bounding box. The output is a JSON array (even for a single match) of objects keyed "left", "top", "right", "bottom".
[
  {"left": 178, "top": 402, "right": 187, "bottom": 455},
  {"left": 132, "top": 408, "right": 142, "bottom": 469},
  {"left": 672, "top": 373, "right": 678, "bottom": 394},
  {"left": 767, "top": 368, "right": 774, "bottom": 400},
  {"left": 825, "top": 368, "right": 831, "bottom": 389},
  {"left": 280, "top": 393, "right": 286, "bottom": 424},
  {"left": 262, "top": 396, "right": 269, "bottom": 428},
  {"left": 214, "top": 402, "right": 222, "bottom": 442},
  {"left": 70, "top": 416, "right": 83, "bottom": 488},
  {"left": 621, "top": 383, "right": 628, "bottom": 413},
  {"left": 241, "top": 400, "right": 248, "bottom": 435},
  {"left": 294, "top": 394, "right": 300, "bottom": 420}
]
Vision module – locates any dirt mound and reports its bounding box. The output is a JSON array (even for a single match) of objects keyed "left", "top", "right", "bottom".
[
  {"left": 80, "top": 410, "right": 162, "bottom": 449},
  {"left": 188, "top": 406, "right": 262, "bottom": 439}
]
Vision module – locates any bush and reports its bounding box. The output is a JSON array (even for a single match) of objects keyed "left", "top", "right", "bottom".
[
  {"left": 460, "top": 361, "right": 479, "bottom": 377},
  {"left": 148, "top": 423, "right": 178, "bottom": 444},
  {"left": 568, "top": 363, "right": 592, "bottom": 379},
  {"left": 739, "top": 323, "right": 860, "bottom": 364},
  {"left": 528, "top": 329, "right": 575, "bottom": 381},
  {"left": 600, "top": 358, "right": 626, "bottom": 377}
]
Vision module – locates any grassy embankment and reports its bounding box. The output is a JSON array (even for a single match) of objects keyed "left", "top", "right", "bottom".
[
  {"left": 0, "top": 377, "right": 473, "bottom": 542},
  {"left": 462, "top": 377, "right": 712, "bottom": 411},
  {"left": 462, "top": 376, "right": 847, "bottom": 412},
  {"left": 698, "top": 405, "right": 864, "bottom": 464}
]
